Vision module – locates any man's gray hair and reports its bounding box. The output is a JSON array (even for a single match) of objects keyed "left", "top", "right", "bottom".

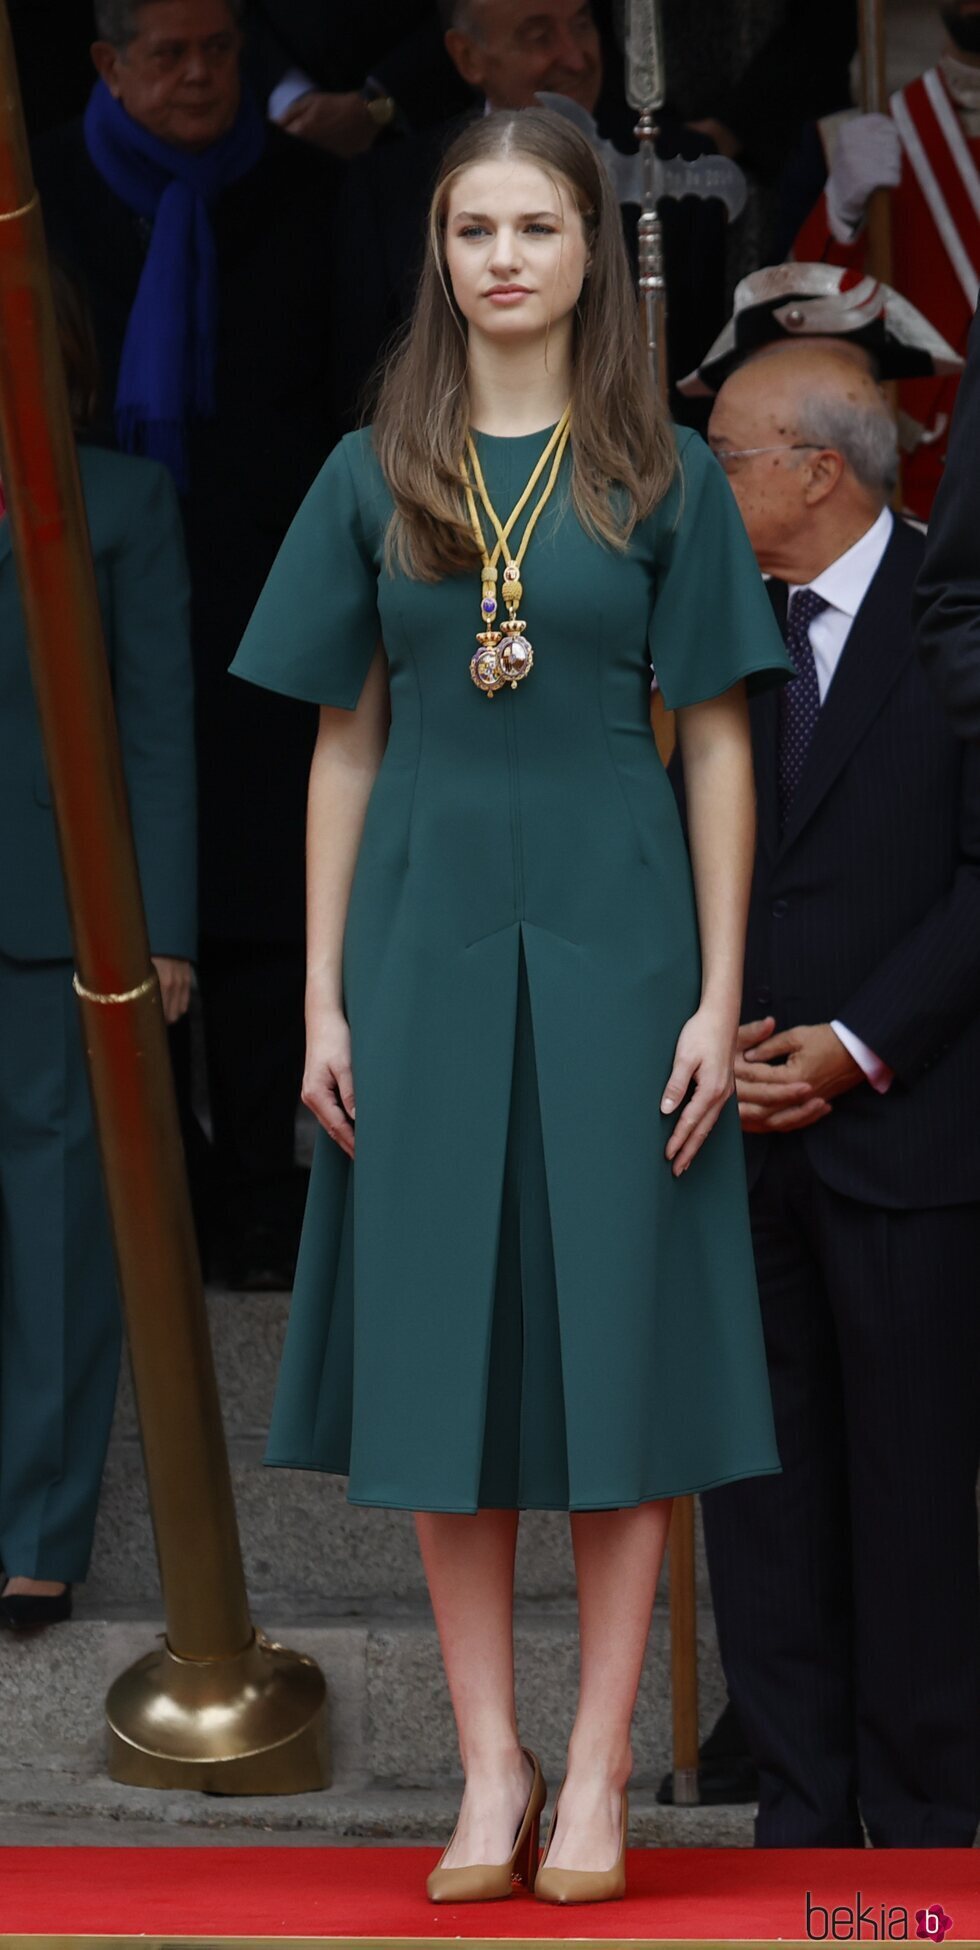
[
  {"left": 794, "top": 387, "right": 899, "bottom": 494},
  {"left": 437, "top": 0, "right": 484, "bottom": 32},
  {"left": 95, "top": 0, "right": 243, "bottom": 45}
]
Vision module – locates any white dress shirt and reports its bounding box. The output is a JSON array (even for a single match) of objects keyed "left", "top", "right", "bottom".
[
  {"left": 268, "top": 68, "right": 316, "bottom": 121},
  {"left": 785, "top": 506, "right": 895, "bottom": 1093}
]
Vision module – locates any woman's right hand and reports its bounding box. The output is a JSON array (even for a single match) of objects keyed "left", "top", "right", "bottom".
[{"left": 302, "top": 1003, "right": 356, "bottom": 1157}]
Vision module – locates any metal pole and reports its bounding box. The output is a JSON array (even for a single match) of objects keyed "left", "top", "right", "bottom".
[
  {"left": 625, "top": 0, "right": 700, "bottom": 1806},
  {"left": 636, "top": 96, "right": 675, "bottom": 775},
  {"left": 0, "top": 2, "right": 327, "bottom": 1791},
  {"left": 636, "top": 108, "right": 668, "bottom": 403},
  {"left": 626, "top": 0, "right": 668, "bottom": 402}
]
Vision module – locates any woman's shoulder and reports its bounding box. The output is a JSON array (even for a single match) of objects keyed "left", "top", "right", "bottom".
[
  {"left": 654, "top": 424, "right": 731, "bottom": 534},
  {"left": 78, "top": 442, "right": 176, "bottom": 497},
  {"left": 309, "top": 428, "right": 390, "bottom": 510},
  {"left": 631, "top": 425, "right": 708, "bottom": 553},
  {"left": 326, "top": 426, "right": 385, "bottom": 480},
  {"left": 671, "top": 424, "right": 713, "bottom": 485},
  {"left": 299, "top": 429, "right": 392, "bottom": 560},
  {"left": 77, "top": 444, "right": 182, "bottom": 547}
]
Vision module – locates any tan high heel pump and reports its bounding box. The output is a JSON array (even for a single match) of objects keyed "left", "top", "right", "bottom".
[
  {"left": 533, "top": 1780, "right": 628, "bottom": 1905},
  {"left": 426, "top": 1748, "right": 547, "bottom": 1904}
]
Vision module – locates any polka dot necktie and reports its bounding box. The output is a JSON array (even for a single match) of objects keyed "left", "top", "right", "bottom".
[{"left": 778, "top": 587, "right": 828, "bottom": 832}]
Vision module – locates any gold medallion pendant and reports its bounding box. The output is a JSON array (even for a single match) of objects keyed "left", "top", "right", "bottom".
[
  {"left": 461, "top": 410, "right": 571, "bottom": 697},
  {"left": 469, "top": 563, "right": 534, "bottom": 695}
]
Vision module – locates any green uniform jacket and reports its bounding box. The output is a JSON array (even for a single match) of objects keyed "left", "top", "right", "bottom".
[
  {"left": 232, "top": 425, "right": 793, "bottom": 1512},
  {"left": 0, "top": 445, "right": 196, "bottom": 962}
]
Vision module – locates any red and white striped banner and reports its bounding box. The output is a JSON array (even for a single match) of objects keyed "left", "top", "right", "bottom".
[{"left": 890, "top": 68, "right": 980, "bottom": 311}]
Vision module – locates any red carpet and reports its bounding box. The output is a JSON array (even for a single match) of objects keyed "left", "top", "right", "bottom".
[{"left": 0, "top": 1846, "right": 978, "bottom": 1942}]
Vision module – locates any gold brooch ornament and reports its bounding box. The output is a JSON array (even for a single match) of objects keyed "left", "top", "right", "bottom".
[{"left": 461, "top": 408, "right": 572, "bottom": 696}]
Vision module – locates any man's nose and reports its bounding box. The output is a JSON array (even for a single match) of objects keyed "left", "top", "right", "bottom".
[
  {"left": 554, "top": 29, "right": 591, "bottom": 72},
  {"left": 183, "top": 48, "right": 212, "bottom": 83}
]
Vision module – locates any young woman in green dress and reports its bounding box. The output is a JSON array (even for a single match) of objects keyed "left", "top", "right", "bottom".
[{"left": 232, "top": 109, "right": 792, "bottom": 1904}]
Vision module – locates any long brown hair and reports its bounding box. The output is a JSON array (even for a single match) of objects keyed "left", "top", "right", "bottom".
[
  {"left": 51, "top": 263, "right": 101, "bottom": 433},
  {"left": 372, "top": 108, "right": 676, "bottom": 581}
]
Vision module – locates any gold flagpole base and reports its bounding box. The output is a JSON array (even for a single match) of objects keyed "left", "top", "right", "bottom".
[{"left": 106, "top": 1631, "right": 329, "bottom": 1794}]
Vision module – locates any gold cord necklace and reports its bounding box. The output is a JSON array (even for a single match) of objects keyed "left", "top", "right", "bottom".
[{"left": 461, "top": 407, "right": 572, "bottom": 696}]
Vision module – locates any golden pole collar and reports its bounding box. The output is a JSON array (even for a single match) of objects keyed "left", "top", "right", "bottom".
[
  {"left": 0, "top": 192, "right": 38, "bottom": 223},
  {"left": 73, "top": 971, "right": 157, "bottom": 1006}
]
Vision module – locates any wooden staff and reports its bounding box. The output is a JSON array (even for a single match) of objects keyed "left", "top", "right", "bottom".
[
  {"left": 858, "top": 0, "right": 894, "bottom": 286},
  {"left": 858, "top": 0, "right": 902, "bottom": 513},
  {"left": 0, "top": 0, "right": 327, "bottom": 1791},
  {"left": 625, "top": 0, "right": 699, "bottom": 1807}
]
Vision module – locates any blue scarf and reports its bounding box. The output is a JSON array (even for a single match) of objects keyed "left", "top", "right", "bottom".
[{"left": 83, "top": 80, "right": 266, "bottom": 488}]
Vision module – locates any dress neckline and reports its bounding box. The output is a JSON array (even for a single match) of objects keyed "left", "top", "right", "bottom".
[{"left": 469, "top": 422, "right": 561, "bottom": 444}]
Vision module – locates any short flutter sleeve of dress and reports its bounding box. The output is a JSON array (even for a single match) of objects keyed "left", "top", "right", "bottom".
[
  {"left": 648, "top": 428, "right": 794, "bottom": 710},
  {"left": 230, "top": 434, "right": 380, "bottom": 710}
]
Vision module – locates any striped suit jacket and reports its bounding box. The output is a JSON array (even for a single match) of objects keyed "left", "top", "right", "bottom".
[{"left": 742, "top": 518, "right": 980, "bottom": 1209}]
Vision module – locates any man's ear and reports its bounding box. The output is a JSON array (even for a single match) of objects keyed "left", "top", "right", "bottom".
[
  {"left": 91, "top": 41, "right": 124, "bottom": 96},
  {"left": 445, "top": 28, "right": 486, "bottom": 92},
  {"left": 802, "top": 447, "right": 845, "bottom": 508}
]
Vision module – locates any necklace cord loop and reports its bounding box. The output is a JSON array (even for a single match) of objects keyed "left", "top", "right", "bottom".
[
  {"left": 460, "top": 411, "right": 572, "bottom": 696},
  {"left": 461, "top": 408, "right": 572, "bottom": 572}
]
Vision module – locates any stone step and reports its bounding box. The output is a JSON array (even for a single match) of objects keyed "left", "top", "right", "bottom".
[
  {"left": 90, "top": 1291, "right": 714, "bottom": 1611},
  {"left": 111, "top": 1291, "right": 285, "bottom": 1446},
  {"left": 0, "top": 1780, "right": 754, "bottom": 1848},
  {"left": 0, "top": 1609, "right": 727, "bottom": 1795},
  {"left": 86, "top": 1439, "right": 714, "bottom": 1611},
  {"left": 9, "top": 1282, "right": 742, "bottom": 1848}
]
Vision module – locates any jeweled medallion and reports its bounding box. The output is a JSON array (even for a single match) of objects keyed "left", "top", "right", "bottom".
[
  {"left": 470, "top": 643, "right": 505, "bottom": 694},
  {"left": 498, "top": 632, "right": 533, "bottom": 687},
  {"left": 459, "top": 408, "right": 572, "bottom": 698}
]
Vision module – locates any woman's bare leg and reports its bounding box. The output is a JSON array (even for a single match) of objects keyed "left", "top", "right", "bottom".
[
  {"left": 545, "top": 1499, "right": 674, "bottom": 1872},
  {"left": 415, "top": 1508, "right": 531, "bottom": 1866}
]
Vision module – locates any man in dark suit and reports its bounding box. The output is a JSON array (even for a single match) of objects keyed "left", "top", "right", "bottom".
[
  {"left": 246, "top": 1, "right": 470, "bottom": 153},
  {"left": 35, "top": 0, "right": 340, "bottom": 1287},
  {"left": 915, "top": 301, "right": 980, "bottom": 739},
  {"left": 695, "top": 341, "right": 980, "bottom": 1846},
  {"left": 684, "top": 0, "right": 856, "bottom": 182},
  {"left": 8, "top": 0, "right": 96, "bottom": 137},
  {"left": 330, "top": 0, "right": 727, "bottom": 431}
]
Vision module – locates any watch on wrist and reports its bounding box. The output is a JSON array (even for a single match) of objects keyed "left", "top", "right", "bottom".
[{"left": 359, "top": 84, "right": 397, "bottom": 131}]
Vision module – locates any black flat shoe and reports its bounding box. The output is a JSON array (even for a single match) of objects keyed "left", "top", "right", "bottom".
[
  {"left": 225, "top": 1220, "right": 297, "bottom": 1292},
  {"left": 0, "top": 1584, "right": 73, "bottom": 1631}
]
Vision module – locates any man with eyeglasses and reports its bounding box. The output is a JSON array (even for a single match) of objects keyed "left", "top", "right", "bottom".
[
  {"left": 682, "top": 340, "right": 980, "bottom": 1847},
  {"left": 677, "top": 263, "right": 965, "bottom": 492}
]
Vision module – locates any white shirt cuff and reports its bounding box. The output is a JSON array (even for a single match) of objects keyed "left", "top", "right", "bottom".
[
  {"left": 268, "top": 68, "right": 316, "bottom": 122},
  {"left": 825, "top": 187, "right": 866, "bottom": 246},
  {"left": 831, "top": 1019, "right": 894, "bottom": 1094}
]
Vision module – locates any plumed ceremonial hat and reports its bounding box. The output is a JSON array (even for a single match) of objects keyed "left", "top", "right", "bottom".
[{"left": 678, "top": 264, "right": 964, "bottom": 397}]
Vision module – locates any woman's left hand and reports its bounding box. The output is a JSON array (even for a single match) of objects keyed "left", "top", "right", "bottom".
[
  {"left": 152, "top": 956, "right": 192, "bottom": 1024},
  {"left": 661, "top": 1005, "right": 737, "bottom": 1176}
]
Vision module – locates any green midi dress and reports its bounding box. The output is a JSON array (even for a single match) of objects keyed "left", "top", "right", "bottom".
[{"left": 231, "top": 423, "right": 794, "bottom": 1512}]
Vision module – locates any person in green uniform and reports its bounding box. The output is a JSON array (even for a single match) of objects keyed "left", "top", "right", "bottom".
[
  {"left": 0, "top": 270, "right": 196, "bottom": 1630},
  {"left": 232, "top": 108, "right": 793, "bottom": 1903}
]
